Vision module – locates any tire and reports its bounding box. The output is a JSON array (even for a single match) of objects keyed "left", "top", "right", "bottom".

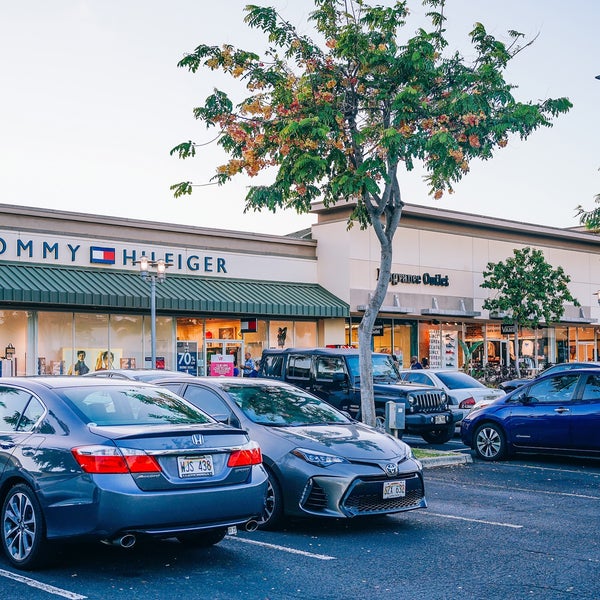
[
  {"left": 1, "top": 484, "right": 50, "bottom": 570},
  {"left": 421, "top": 425, "right": 454, "bottom": 444},
  {"left": 374, "top": 410, "right": 386, "bottom": 433},
  {"left": 177, "top": 527, "right": 227, "bottom": 547},
  {"left": 474, "top": 422, "right": 507, "bottom": 461},
  {"left": 258, "top": 469, "right": 284, "bottom": 531}
]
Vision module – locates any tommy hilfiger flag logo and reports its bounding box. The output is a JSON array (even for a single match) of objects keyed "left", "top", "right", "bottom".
[{"left": 90, "top": 246, "right": 116, "bottom": 264}]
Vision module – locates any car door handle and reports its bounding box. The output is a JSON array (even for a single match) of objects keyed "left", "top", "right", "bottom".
[
  {"left": 0, "top": 441, "right": 15, "bottom": 450},
  {"left": 554, "top": 408, "right": 570, "bottom": 414}
]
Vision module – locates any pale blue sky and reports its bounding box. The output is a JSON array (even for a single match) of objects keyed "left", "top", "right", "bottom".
[{"left": 1, "top": 1, "right": 599, "bottom": 234}]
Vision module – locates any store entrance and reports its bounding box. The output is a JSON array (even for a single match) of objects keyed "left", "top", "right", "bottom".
[{"left": 205, "top": 340, "right": 244, "bottom": 376}]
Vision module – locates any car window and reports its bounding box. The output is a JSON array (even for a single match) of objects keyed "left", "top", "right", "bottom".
[
  {"left": 182, "top": 385, "right": 232, "bottom": 420},
  {"left": 286, "top": 355, "right": 311, "bottom": 380},
  {"left": 404, "top": 372, "right": 434, "bottom": 386},
  {"left": 17, "top": 397, "right": 45, "bottom": 432},
  {"left": 371, "top": 355, "right": 400, "bottom": 380},
  {"left": 0, "top": 386, "right": 34, "bottom": 432},
  {"left": 526, "top": 374, "right": 579, "bottom": 404},
  {"left": 581, "top": 374, "right": 600, "bottom": 400},
  {"left": 261, "top": 354, "right": 283, "bottom": 377},
  {"left": 60, "top": 386, "right": 214, "bottom": 426},
  {"left": 220, "top": 382, "right": 351, "bottom": 426},
  {"left": 315, "top": 357, "right": 346, "bottom": 381}
]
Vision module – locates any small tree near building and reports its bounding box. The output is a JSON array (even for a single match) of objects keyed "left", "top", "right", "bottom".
[
  {"left": 481, "top": 247, "right": 579, "bottom": 378},
  {"left": 170, "top": 0, "right": 571, "bottom": 426}
]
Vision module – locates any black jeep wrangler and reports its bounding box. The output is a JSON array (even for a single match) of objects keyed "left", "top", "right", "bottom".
[{"left": 259, "top": 348, "right": 459, "bottom": 443}]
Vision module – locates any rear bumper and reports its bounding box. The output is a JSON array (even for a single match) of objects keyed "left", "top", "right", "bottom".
[{"left": 42, "top": 466, "right": 268, "bottom": 541}]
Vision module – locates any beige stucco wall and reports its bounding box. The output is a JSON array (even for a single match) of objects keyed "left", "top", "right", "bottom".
[{"left": 311, "top": 202, "right": 600, "bottom": 324}]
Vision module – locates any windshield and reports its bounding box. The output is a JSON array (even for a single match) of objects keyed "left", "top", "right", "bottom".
[
  {"left": 345, "top": 355, "right": 400, "bottom": 381},
  {"left": 60, "top": 385, "right": 214, "bottom": 426},
  {"left": 220, "top": 383, "right": 352, "bottom": 426},
  {"left": 436, "top": 371, "right": 486, "bottom": 390}
]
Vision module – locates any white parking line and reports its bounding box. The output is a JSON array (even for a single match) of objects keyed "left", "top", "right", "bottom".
[
  {"left": 226, "top": 536, "right": 336, "bottom": 560},
  {"left": 426, "top": 477, "right": 600, "bottom": 501},
  {"left": 424, "top": 512, "right": 523, "bottom": 529},
  {"left": 0, "top": 569, "right": 86, "bottom": 599}
]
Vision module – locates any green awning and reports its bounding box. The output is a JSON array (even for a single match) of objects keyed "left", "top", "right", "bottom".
[{"left": 0, "top": 263, "right": 349, "bottom": 318}]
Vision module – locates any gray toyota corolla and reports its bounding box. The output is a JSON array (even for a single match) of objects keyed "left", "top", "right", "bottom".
[
  {"left": 155, "top": 377, "right": 427, "bottom": 529},
  {"left": 0, "top": 377, "right": 267, "bottom": 570}
]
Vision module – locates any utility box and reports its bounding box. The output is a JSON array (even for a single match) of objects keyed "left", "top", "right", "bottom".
[{"left": 385, "top": 401, "right": 405, "bottom": 436}]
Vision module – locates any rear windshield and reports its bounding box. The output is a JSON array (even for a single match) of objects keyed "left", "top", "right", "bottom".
[
  {"left": 435, "top": 371, "right": 486, "bottom": 390},
  {"left": 219, "top": 382, "right": 352, "bottom": 426},
  {"left": 59, "top": 385, "right": 214, "bottom": 426}
]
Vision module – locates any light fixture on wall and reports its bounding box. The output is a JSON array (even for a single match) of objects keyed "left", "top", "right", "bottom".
[
  {"left": 595, "top": 291, "right": 600, "bottom": 305},
  {"left": 5, "top": 343, "right": 15, "bottom": 359},
  {"left": 135, "top": 257, "right": 168, "bottom": 369}
]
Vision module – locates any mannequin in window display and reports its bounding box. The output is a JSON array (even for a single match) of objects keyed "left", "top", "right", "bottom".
[
  {"left": 68, "top": 350, "right": 90, "bottom": 376},
  {"left": 95, "top": 350, "right": 114, "bottom": 371}
]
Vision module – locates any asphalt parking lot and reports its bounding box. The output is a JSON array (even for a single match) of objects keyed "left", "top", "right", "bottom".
[{"left": 2, "top": 449, "right": 599, "bottom": 600}]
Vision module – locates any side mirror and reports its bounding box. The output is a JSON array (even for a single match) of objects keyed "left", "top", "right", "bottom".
[{"left": 332, "top": 372, "right": 347, "bottom": 384}]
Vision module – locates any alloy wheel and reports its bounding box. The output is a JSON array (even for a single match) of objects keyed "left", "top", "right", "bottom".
[
  {"left": 3, "top": 490, "right": 37, "bottom": 563},
  {"left": 475, "top": 424, "right": 505, "bottom": 460}
]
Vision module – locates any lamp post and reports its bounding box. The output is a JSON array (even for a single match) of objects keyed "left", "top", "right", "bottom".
[{"left": 136, "top": 256, "right": 167, "bottom": 369}]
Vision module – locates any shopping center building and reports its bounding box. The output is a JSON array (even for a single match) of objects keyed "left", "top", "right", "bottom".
[{"left": 1, "top": 201, "right": 599, "bottom": 376}]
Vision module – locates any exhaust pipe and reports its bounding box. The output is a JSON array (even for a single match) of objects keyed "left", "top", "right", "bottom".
[
  {"left": 102, "top": 534, "right": 137, "bottom": 548},
  {"left": 244, "top": 520, "right": 259, "bottom": 532}
]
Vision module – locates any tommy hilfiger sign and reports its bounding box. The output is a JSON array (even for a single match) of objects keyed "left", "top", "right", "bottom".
[
  {"left": 376, "top": 268, "right": 450, "bottom": 287},
  {"left": 0, "top": 234, "right": 228, "bottom": 274}
]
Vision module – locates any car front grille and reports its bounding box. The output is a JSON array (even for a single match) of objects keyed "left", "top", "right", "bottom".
[
  {"left": 409, "top": 390, "right": 446, "bottom": 413},
  {"left": 342, "top": 473, "right": 425, "bottom": 515},
  {"left": 300, "top": 473, "right": 425, "bottom": 516}
]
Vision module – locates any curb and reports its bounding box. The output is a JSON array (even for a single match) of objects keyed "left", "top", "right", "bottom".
[{"left": 420, "top": 452, "right": 473, "bottom": 468}]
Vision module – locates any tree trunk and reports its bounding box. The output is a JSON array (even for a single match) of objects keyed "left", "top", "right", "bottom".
[
  {"left": 513, "top": 320, "right": 521, "bottom": 378},
  {"left": 358, "top": 199, "right": 401, "bottom": 426},
  {"left": 358, "top": 247, "right": 392, "bottom": 426}
]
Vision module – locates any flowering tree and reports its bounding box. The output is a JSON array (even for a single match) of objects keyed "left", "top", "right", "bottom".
[
  {"left": 481, "top": 247, "right": 579, "bottom": 378},
  {"left": 171, "top": 0, "right": 571, "bottom": 426}
]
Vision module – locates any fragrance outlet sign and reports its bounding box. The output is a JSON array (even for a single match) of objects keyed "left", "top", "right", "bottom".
[{"left": 376, "top": 268, "right": 450, "bottom": 287}]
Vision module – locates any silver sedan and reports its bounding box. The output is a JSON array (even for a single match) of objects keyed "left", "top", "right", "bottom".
[{"left": 155, "top": 377, "right": 427, "bottom": 530}]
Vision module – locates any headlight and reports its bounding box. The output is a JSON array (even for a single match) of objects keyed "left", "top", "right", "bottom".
[{"left": 291, "top": 447, "right": 349, "bottom": 467}]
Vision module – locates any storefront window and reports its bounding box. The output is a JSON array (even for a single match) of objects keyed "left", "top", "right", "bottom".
[
  {"left": 242, "top": 320, "right": 268, "bottom": 369},
  {"left": 0, "top": 310, "right": 28, "bottom": 376},
  {"left": 293, "top": 321, "right": 317, "bottom": 348},
  {"left": 392, "top": 323, "right": 411, "bottom": 368},
  {"left": 71, "top": 313, "right": 109, "bottom": 372},
  {"left": 269, "top": 320, "right": 293, "bottom": 349},
  {"left": 554, "top": 326, "right": 569, "bottom": 364},
  {"left": 372, "top": 320, "right": 392, "bottom": 355},
  {"left": 141, "top": 315, "right": 174, "bottom": 370},
  {"left": 519, "top": 327, "right": 549, "bottom": 370},
  {"left": 38, "top": 312, "right": 77, "bottom": 375},
  {"left": 576, "top": 326, "right": 595, "bottom": 362},
  {"left": 419, "top": 322, "right": 460, "bottom": 369},
  {"left": 109, "top": 314, "right": 143, "bottom": 370}
]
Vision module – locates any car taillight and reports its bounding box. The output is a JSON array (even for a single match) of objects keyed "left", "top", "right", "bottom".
[
  {"left": 459, "top": 397, "right": 476, "bottom": 410},
  {"left": 72, "top": 445, "right": 161, "bottom": 474},
  {"left": 227, "top": 441, "right": 262, "bottom": 467}
]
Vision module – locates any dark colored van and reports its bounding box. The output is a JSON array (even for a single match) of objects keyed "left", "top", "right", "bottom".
[{"left": 259, "top": 348, "right": 459, "bottom": 443}]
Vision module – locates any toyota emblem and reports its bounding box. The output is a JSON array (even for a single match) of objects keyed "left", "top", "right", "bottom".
[{"left": 385, "top": 462, "right": 398, "bottom": 477}]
